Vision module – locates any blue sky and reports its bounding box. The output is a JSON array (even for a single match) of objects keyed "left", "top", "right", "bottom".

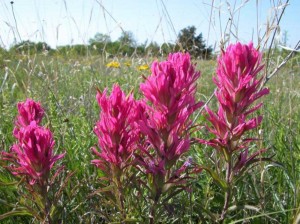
[{"left": 0, "top": 0, "right": 299, "bottom": 49}]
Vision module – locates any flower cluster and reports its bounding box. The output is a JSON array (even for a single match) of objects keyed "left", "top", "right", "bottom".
[
  {"left": 0, "top": 42, "right": 271, "bottom": 223},
  {"left": 106, "top": 60, "right": 150, "bottom": 71},
  {"left": 201, "top": 42, "right": 269, "bottom": 175},
  {"left": 138, "top": 53, "right": 202, "bottom": 179},
  {"left": 91, "top": 85, "right": 140, "bottom": 174},
  {"left": 106, "top": 61, "right": 121, "bottom": 68},
  {"left": 92, "top": 44, "right": 269, "bottom": 222},
  {"left": 137, "top": 64, "right": 150, "bottom": 71},
  {"left": 92, "top": 52, "right": 203, "bottom": 222},
  {"left": 2, "top": 99, "right": 65, "bottom": 185}
]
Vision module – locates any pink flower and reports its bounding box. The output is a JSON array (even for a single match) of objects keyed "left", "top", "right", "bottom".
[
  {"left": 91, "top": 84, "right": 139, "bottom": 172},
  {"left": 214, "top": 42, "right": 269, "bottom": 123},
  {"left": 13, "top": 99, "right": 44, "bottom": 138},
  {"left": 140, "top": 52, "right": 202, "bottom": 131},
  {"left": 200, "top": 42, "right": 269, "bottom": 166},
  {"left": 1, "top": 99, "right": 68, "bottom": 223},
  {"left": 1, "top": 99, "right": 65, "bottom": 185},
  {"left": 137, "top": 52, "right": 203, "bottom": 179},
  {"left": 3, "top": 122, "right": 65, "bottom": 185}
]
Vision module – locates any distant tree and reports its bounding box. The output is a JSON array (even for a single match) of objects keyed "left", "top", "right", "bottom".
[
  {"left": 56, "top": 44, "right": 93, "bottom": 57},
  {"left": 118, "top": 31, "right": 136, "bottom": 47},
  {"left": 135, "top": 43, "right": 146, "bottom": 56},
  {"left": 88, "top": 33, "right": 110, "bottom": 55},
  {"left": 10, "top": 40, "right": 51, "bottom": 54},
  {"left": 160, "top": 43, "right": 175, "bottom": 56},
  {"left": 177, "top": 26, "right": 212, "bottom": 59},
  {"left": 89, "top": 33, "right": 111, "bottom": 44},
  {"left": 145, "top": 42, "right": 160, "bottom": 56},
  {"left": 88, "top": 31, "right": 137, "bottom": 56}
]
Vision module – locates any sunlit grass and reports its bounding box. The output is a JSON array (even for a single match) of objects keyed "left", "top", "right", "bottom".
[{"left": 0, "top": 49, "right": 299, "bottom": 223}]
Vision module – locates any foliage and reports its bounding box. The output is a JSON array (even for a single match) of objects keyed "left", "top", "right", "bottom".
[
  {"left": 9, "top": 40, "right": 51, "bottom": 55},
  {"left": 118, "top": 31, "right": 136, "bottom": 47},
  {"left": 5, "top": 27, "right": 213, "bottom": 59},
  {"left": 89, "top": 33, "right": 111, "bottom": 44},
  {"left": 0, "top": 47, "right": 10, "bottom": 68},
  {"left": 177, "top": 26, "right": 213, "bottom": 59}
]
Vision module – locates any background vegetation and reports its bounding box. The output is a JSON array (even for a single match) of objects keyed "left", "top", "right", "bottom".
[{"left": 1, "top": 25, "right": 212, "bottom": 60}]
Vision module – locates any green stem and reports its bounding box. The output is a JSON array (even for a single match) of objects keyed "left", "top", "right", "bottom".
[
  {"left": 118, "top": 184, "right": 126, "bottom": 223},
  {"left": 40, "top": 181, "right": 52, "bottom": 224},
  {"left": 219, "top": 159, "right": 232, "bottom": 222},
  {"left": 150, "top": 198, "right": 158, "bottom": 224},
  {"left": 114, "top": 173, "right": 126, "bottom": 223}
]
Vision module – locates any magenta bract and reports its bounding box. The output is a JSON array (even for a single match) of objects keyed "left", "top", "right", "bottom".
[
  {"left": 140, "top": 52, "right": 202, "bottom": 125},
  {"left": 92, "top": 84, "right": 139, "bottom": 171},
  {"left": 13, "top": 99, "right": 45, "bottom": 138},
  {"left": 10, "top": 122, "right": 65, "bottom": 184},
  {"left": 138, "top": 52, "right": 203, "bottom": 177},
  {"left": 2, "top": 99, "right": 65, "bottom": 185},
  {"left": 202, "top": 42, "right": 269, "bottom": 166},
  {"left": 214, "top": 42, "right": 269, "bottom": 122},
  {"left": 15, "top": 99, "right": 44, "bottom": 127}
]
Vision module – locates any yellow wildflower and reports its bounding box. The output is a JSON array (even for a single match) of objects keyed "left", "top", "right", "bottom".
[
  {"left": 123, "top": 62, "right": 131, "bottom": 67},
  {"left": 106, "top": 61, "right": 120, "bottom": 68},
  {"left": 137, "top": 64, "right": 149, "bottom": 71}
]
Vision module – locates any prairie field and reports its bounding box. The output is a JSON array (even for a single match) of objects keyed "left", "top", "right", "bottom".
[
  {"left": 0, "top": 48, "right": 299, "bottom": 223},
  {"left": 0, "top": 0, "right": 300, "bottom": 223}
]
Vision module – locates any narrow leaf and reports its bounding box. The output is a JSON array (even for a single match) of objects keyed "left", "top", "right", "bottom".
[
  {"left": 0, "top": 209, "right": 32, "bottom": 220},
  {"left": 201, "top": 166, "right": 228, "bottom": 190}
]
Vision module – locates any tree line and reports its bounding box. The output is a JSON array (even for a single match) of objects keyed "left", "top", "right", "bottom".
[{"left": 1, "top": 26, "right": 213, "bottom": 59}]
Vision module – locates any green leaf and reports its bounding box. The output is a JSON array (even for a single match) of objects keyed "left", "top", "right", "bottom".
[
  {"left": 0, "top": 180, "right": 18, "bottom": 186},
  {"left": 201, "top": 166, "right": 228, "bottom": 190},
  {"left": 122, "top": 218, "right": 139, "bottom": 223},
  {"left": 0, "top": 199, "right": 18, "bottom": 208},
  {"left": 97, "top": 184, "right": 115, "bottom": 193},
  {"left": 229, "top": 208, "right": 297, "bottom": 224},
  {"left": 0, "top": 209, "right": 33, "bottom": 220}
]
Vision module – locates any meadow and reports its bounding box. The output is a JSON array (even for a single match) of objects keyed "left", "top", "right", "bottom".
[
  {"left": 0, "top": 43, "right": 299, "bottom": 223},
  {"left": 0, "top": 0, "right": 300, "bottom": 223}
]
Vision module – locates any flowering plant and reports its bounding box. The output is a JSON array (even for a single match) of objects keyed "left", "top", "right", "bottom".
[
  {"left": 1, "top": 99, "right": 69, "bottom": 223},
  {"left": 91, "top": 84, "right": 140, "bottom": 222},
  {"left": 199, "top": 42, "right": 270, "bottom": 221},
  {"left": 135, "top": 52, "right": 203, "bottom": 222},
  {"left": 106, "top": 61, "right": 121, "bottom": 68},
  {"left": 91, "top": 53, "right": 203, "bottom": 222}
]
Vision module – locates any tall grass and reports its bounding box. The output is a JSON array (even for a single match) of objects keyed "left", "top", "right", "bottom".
[{"left": 0, "top": 50, "right": 299, "bottom": 223}]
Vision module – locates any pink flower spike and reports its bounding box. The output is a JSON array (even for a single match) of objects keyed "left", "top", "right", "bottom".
[
  {"left": 137, "top": 52, "right": 203, "bottom": 184},
  {"left": 200, "top": 42, "right": 269, "bottom": 173},
  {"left": 140, "top": 52, "right": 202, "bottom": 114},
  {"left": 92, "top": 84, "right": 139, "bottom": 171},
  {"left": 14, "top": 99, "right": 45, "bottom": 138},
  {"left": 15, "top": 99, "right": 44, "bottom": 127},
  {"left": 4, "top": 122, "right": 65, "bottom": 184},
  {"left": 214, "top": 42, "right": 269, "bottom": 116}
]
